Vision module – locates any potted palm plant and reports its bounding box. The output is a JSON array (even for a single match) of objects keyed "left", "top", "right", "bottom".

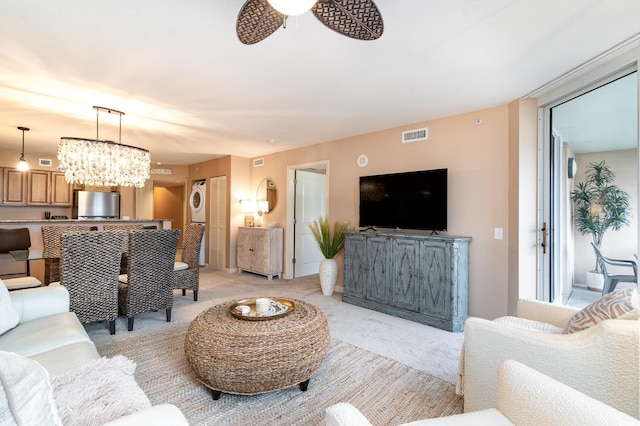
[
  {"left": 309, "top": 216, "right": 351, "bottom": 296},
  {"left": 570, "top": 160, "right": 631, "bottom": 290}
]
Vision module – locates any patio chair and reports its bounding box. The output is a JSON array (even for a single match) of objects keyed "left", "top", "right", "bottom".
[
  {"left": 58, "top": 231, "right": 126, "bottom": 334},
  {"left": 118, "top": 229, "right": 179, "bottom": 331},
  {"left": 172, "top": 223, "right": 205, "bottom": 301},
  {"left": 591, "top": 242, "right": 638, "bottom": 295}
]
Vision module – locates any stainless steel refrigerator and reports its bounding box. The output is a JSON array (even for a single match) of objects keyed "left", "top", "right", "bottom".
[{"left": 73, "top": 191, "right": 120, "bottom": 219}]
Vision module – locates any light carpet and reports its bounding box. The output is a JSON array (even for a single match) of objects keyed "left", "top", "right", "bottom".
[
  {"left": 95, "top": 321, "right": 463, "bottom": 426},
  {"left": 85, "top": 270, "right": 464, "bottom": 384}
]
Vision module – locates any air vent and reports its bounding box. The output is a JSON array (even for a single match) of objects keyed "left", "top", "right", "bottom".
[
  {"left": 150, "top": 168, "right": 172, "bottom": 175},
  {"left": 402, "top": 127, "right": 428, "bottom": 143},
  {"left": 39, "top": 158, "right": 52, "bottom": 167},
  {"left": 253, "top": 158, "right": 264, "bottom": 167}
]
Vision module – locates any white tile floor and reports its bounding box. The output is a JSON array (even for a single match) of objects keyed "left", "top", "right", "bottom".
[{"left": 565, "top": 286, "right": 601, "bottom": 308}]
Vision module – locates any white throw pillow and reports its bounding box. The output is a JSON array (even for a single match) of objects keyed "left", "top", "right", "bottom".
[
  {"left": 51, "top": 355, "right": 151, "bottom": 426},
  {"left": 563, "top": 288, "right": 640, "bottom": 334},
  {"left": 0, "top": 350, "right": 63, "bottom": 425},
  {"left": 0, "top": 279, "right": 20, "bottom": 335}
]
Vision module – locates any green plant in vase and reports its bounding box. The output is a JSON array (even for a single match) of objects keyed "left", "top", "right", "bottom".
[
  {"left": 570, "top": 160, "right": 631, "bottom": 289},
  {"left": 309, "top": 216, "right": 351, "bottom": 296}
]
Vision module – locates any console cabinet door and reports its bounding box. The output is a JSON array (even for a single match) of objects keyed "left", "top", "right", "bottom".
[
  {"left": 237, "top": 228, "right": 252, "bottom": 270},
  {"left": 251, "top": 230, "right": 269, "bottom": 273},
  {"left": 418, "top": 240, "right": 451, "bottom": 318},
  {"left": 343, "top": 234, "right": 368, "bottom": 299},
  {"left": 391, "top": 237, "right": 422, "bottom": 311},
  {"left": 3, "top": 168, "right": 27, "bottom": 205},
  {"left": 366, "top": 235, "right": 391, "bottom": 304}
]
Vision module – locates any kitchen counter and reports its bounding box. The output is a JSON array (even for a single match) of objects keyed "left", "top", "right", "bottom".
[
  {"left": 0, "top": 219, "right": 173, "bottom": 247},
  {"left": 0, "top": 219, "right": 173, "bottom": 224},
  {"left": 0, "top": 219, "right": 174, "bottom": 281}
]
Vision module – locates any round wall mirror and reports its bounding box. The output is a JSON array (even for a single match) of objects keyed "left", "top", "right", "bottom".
[{"left": 256, "top": 178, "right": 277, "bottom": 214}]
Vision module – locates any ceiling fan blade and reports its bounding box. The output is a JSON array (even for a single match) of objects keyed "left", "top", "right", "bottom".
[
  {"left": 236, "top": 0, "right": 284, "bottom": 45},
  {"left": 312, "top": 0, "right": 383, "bottom": 41}
]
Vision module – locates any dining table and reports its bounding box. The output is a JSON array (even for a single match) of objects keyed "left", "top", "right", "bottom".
[{"left": 8, "top": 249, "right": 44, "bottom": 276}]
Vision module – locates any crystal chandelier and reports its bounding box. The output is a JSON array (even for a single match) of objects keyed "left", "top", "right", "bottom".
[{"left": 57, "top": 106, "right": 150, "bottom": 188}]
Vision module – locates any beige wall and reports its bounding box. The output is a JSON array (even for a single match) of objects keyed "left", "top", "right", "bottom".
[
  {"left": 507, "top": 99, "right": 539, "bottom": 315},
  {"left": 154, "top": 186, "right": 185, "bottom": 244},
  {"left": 246, "top": 104, "right": 529, "bottom": 319},
  {"left": 0, "top": 102, "right": 540, "bottom": 319}
]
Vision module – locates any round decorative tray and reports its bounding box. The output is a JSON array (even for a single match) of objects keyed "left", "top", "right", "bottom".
[{"left": 229, "top": 297, "right": 295, "bottom": 321}]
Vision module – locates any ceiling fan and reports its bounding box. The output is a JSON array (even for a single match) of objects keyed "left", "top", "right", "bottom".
[{"left": 236, "top": 0, "right": 384, "bottom": 45}]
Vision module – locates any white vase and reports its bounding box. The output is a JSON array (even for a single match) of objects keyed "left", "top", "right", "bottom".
[
  {"left": 319, "top": 258, "right": 338, "bottom": 296},
  {"left": 586, "top": 270, "right": 604, "bottom": 292}
]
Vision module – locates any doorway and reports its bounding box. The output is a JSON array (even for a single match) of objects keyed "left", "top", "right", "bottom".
[
  {"left": 153, "top": 183, "right": 185, "bottom": 246},
  {"left": 541, "top": 70, "right": 638, "bottom": 306},
  {"left": 285, "top": 161, "right": 328, "bottom": 279}
]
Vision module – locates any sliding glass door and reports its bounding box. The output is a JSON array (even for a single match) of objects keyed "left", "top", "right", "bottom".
[{"left": 540, "top": 69, "right": 638, "bottom": 306}]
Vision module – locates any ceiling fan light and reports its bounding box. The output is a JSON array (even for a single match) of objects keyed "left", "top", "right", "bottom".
[{"left": 267, "top": 0, "right": 316, "bottom": 16}]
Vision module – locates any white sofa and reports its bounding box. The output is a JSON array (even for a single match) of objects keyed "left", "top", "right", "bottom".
[
  {"left": 0, "top": 284, "right": 188, "bottom": 425},
  {"left": 325, "top": 360, "right": 640, "bottom": 425},
  {"left": 462, "top": 297, "right": 640, "bottom": 418}
]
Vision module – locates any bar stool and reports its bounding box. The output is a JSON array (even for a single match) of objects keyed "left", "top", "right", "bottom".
[{"left": 0, "top": 228, "right": 41, "bottom": 290}]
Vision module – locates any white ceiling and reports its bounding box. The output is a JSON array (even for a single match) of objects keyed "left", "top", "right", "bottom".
[
  {"left": 552, "top": 72, "right": 638, "bottom": 154},
  {"left": 0, "top": 0, "right": 639, "bottom": 166}
]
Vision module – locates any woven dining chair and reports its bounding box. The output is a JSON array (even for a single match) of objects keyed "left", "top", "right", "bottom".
[
  {"left": 118, "top": 229, "right": 180, "bottom": 331},
  {"left": 103, "top": 223, "right": 145, "bottom": 274},
  {"left": 59, "top": 231, "right": 126, "bottom": 335},
  {"left": 172, "top": 223, "right": 205, "bottom": 301},
  {"left": 41, "top": 225, "right": 95, "bottom": 285}
]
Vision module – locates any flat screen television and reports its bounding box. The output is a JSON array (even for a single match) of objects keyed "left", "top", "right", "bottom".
[{"left": 359, "top": 168, "right": 447, "bottom": 231}]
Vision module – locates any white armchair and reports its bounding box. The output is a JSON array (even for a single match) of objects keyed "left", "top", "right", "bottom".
[
  {"left": 326, "top": 360, "right": 640, "bottom": 425},
  {"left": 462, "top": 298, "right": 640, "bottom": 418}
]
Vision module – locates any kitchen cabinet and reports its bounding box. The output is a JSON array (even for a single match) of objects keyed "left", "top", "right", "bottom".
[
  {"left": 27, "top": 170, "right": 72, "bottom": 206},
  {"left": 1, "top": 168, "right": 28, "bottom": 205},
  {"left": 237, "top": 227, "right": 283, "bottom": 280},
  {"left": 343, "top": 231, "right": 471, "bottom": 332}
]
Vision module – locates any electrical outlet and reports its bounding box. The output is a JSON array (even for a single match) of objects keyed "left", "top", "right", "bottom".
[{"left": 494, "top": 228, "right": 503, "bottom": 240}]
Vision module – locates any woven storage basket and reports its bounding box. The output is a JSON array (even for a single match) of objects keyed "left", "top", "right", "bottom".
[{"left": 185, "top": 298, "right": 330, "bottom": 395}]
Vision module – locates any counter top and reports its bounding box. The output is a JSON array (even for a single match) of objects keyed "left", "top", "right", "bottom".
[{"left": 0, "top": 219, "right": 173, "bottom": 224}]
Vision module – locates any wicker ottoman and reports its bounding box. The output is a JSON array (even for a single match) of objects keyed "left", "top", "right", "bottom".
[{"left": 184, "top": 298, "right": 330, "bottom": 400}]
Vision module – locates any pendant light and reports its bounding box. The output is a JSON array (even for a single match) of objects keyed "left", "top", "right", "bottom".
[{"left": 17, "top": 126, "right": 29, "bottom": 171}]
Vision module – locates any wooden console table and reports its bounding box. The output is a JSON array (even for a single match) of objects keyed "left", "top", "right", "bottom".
[{"left": 343, "top": 230, "right": 471, "bottom": 332}]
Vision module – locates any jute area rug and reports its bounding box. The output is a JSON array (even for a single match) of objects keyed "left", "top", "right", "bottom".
[{"left": 95, "top": 321, "right": 463, "bottom": 426}]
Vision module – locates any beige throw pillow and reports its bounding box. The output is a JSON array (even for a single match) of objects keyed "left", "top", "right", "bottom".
[
  {"left": 0, "top": 279, "right": 20, "bottom": 335},
  {"left": 563, "top": 288, "right": 639, "bottom": 334}
]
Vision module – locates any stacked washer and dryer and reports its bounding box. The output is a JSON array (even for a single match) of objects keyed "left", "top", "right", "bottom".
[{"left": 189, "top": 180, "right": 206, "bottom": 266}]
